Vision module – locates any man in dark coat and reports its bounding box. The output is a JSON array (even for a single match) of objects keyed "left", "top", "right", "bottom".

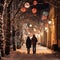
[
  {"left": 26, "top": 36, "right": 31, "bottom": 54},
  {"left": 31, "top": 35, "right": 38, "bottom": 54}
]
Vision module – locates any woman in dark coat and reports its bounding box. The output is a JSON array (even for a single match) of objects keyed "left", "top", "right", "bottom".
[{"left": 26, "top": 36, "right": 31, "bottom": 54}]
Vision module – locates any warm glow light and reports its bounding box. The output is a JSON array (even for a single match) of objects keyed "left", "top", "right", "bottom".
[
  {"left": 33, "top": 28, "right": 36, "bottom": 32},
  {"left": 48, "top": 21, "right": 51, "bottom": 24},
  {"left": 24, "top": 2, "right": 30, "bottom": 8},
  {"left": 28, "top": 32, "right": 30, "bottom": 35},
  {"left": 45, "top": 27, "right": 48, "bottom": 31},
  {"left": 20, "top": 7, "right": 26, "bottom": 12},
  {"left": 33, "top": 0, "right": 38, "bottom": 5},
  {"left": 29, "top": 24, "right": 32, "bottom": 27},
  {"left": 52, "top": 18, "right": 54, "bottom": 24},
  {"left": 32, "top": 8, "right": 37, "bottom": 14},
  {"left": 52, "top": 18, "right": 54, "bottom": 20},
  {"left": 35, "top": 34, "right": 38, "bottom": 37},
  {"left": 45, "top": 27, "right": 48, "bottom": 32}
]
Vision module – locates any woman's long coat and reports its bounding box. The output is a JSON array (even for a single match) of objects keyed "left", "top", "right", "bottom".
[{"left": 26, "top": 37, "right": 31, "bottom": 49}]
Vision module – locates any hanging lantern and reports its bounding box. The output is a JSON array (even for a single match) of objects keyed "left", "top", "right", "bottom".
[
  {"left": 20, "top": 7, "right": 26, "bottom": 12},
  {"left": 33, "top": 0, "right": 38, "bottom": 5},
  {"left": 24, "top": 2, "right": 30, "bottom": 8},
  {"left": 32, "top": 8, "right": 37, "bottom": 14}
]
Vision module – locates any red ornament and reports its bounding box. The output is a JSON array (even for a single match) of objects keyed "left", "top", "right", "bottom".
[
  {"left": 20, "top": 7, "right": 26, "bottom": 12},
  {"left": 32, "top": 8, "right": 37, "bottom": 14},
  {"left": 33, "top": 0, "right": 38, "bottom": 5}
]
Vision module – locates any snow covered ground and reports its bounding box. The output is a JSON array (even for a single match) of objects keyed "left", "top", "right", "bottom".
[{"left": 2, "top": 44, "right": 60, "bottom": 60}]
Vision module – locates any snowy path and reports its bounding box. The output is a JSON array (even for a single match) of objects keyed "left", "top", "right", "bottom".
[{"left": 2, "top": 45, "right": 60, "bottom": 60}]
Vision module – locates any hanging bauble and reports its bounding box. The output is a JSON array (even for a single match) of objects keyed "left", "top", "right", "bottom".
[
  {"left": 20, "top": 7, "right": 26, "bottom": 12},
  {"left": 33, "top": 0, "right": 38, "bottom": 5},
  {"left": 32, "top": 8, "right": 37, "bottom": 14}
]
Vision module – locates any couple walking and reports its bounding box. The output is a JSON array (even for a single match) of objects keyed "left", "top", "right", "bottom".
[{"left": 26, "top": 35, "right": 38, "bottom": 54}]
